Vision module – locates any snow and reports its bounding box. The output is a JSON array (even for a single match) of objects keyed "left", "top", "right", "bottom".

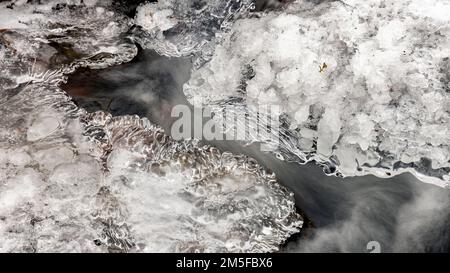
[
  {"left": 133, "top": 0, "right": 254, "bottom": 66},
  {"left": 183, "top": 0, "right": 450, "bottom": 186}
]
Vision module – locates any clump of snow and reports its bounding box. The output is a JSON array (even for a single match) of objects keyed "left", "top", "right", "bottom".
[
  {"left": 135, "top": 3, "right": 178, "bottom": 32},
  {"left": 184, "top": 0, "right": 450, "bottom": 186},
  {"left": 27, "top": 116, "right": 61, "bottom": 142}
]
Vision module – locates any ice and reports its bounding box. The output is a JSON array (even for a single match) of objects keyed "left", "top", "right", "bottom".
[
  {"left": 1, "top": 148, "right": 32, "bottom": 167},
  {"left": 0, "top": 1, "right": 302, "bottom": 251},
  {"left": 27, "top": 116, "right": 61, "bottom": 142},
  {"left": 0, "top": 0, "right": 137, "bottom": 81},
  {"left": 135, "top": 3, "right": 178, "bottom": 32},
  {"left": 133, "top": 0, "right": 255, "bottom": 67},
  {"left": 0, "top": 2, "right": 46, "bottom": 29},
  {"left": 183, "top": 0, "right": 450, "bottom": 186},
  {"left": 0, "top": 82, "right": 301, "bottom": 252},
  {"left": 317, "top": 109, "right": 342, "bottom": 157},
  {"left": 33, "top": 146, "right": 75, "bottom": 172},
  {"left": 48, "top": 159, "right": 102, "bottom": 199},
  {"left": 85, "top": 112, "right": 302, "bottom": 252},
  {"left": 0, "top": 168, "right": 40, "bottom": 211}
]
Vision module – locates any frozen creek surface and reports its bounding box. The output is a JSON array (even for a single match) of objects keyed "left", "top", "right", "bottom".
[
  {"left": 0, "top": 0, "right": 301, "bottom": 252},
  {"left": 0, "top": 91, "right": 301, "bottom": 252},
  {"left": 0, "top": 0, "right": 449, "bottom": 252}
]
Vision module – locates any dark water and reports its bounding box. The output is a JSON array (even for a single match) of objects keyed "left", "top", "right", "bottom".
[{"left": 62, "top": 49, "right": 450, "bottom": 253}]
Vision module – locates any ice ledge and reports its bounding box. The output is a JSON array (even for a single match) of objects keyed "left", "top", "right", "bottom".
[{"left": 182, "top": 0, "right": 450, "bottom": 187}]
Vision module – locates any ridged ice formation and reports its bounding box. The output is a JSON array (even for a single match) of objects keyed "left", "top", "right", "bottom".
[
  {"left": 85, "top": 112, "right": 302, "bottom": 252},
  {"left": 0, "top": 0, "right": 301, "bottom": 252}
]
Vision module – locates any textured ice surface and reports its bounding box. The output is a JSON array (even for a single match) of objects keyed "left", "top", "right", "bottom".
[
  {"left": 85, "top": 112, "right": 301, "bottom": 252},
  {"left": 0, "top": 0, "right": 136, "bottom": 80},
  {"left": 183, "top": 0, "right": 450, "bottom": 187},
  {"left": 0, "top": 0, "right": 301, "bottom": 252},
  {"left": 133, "top": 0, "right": 255, "bottom": 68},
  {"left": 0, "top": 84, "right": 301, "bottom": 252}
]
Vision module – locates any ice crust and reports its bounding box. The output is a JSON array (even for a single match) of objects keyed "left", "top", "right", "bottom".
[
  {"left": 181, "top": 0, "right": 450, "bottom": 187},
  {"left": 133, "top": 0, "right": 255, "bottom": 68}
]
